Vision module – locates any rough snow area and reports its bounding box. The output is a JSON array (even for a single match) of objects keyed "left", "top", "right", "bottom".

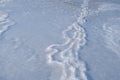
[{"left": 0, "top": 0, "right": 120, "bottom": 80}]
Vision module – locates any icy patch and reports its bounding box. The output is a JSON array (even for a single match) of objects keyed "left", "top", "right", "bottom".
[
  {"left": 103, "top": 18, "right": 120, "bottom": 58},
  {"left": 45, "top": 0, "right": 89, "bottom": 80}
]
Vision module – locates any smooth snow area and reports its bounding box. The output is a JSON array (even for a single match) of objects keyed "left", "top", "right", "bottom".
[{"left": 0, "top": 0, "right": 120, "bottom": 80}]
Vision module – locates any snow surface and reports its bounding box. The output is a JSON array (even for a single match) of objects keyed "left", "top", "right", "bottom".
[{"left": 0, "top": 0, "right": 120, "bottom": 80}]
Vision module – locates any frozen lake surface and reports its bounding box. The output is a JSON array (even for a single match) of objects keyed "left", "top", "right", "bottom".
[{"left": 0, "top": 0, "right": 120, "bottom": 80}]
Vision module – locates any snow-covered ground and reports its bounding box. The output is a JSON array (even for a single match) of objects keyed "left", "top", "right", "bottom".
[{"left": 0, "top": 0, "right": 120, "bottom": 80}]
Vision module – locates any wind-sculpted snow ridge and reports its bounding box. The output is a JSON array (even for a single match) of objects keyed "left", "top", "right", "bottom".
[
  {"left": 103, "top": 18, "right": 120, "bottom": 58},
  {"left": 45, "top": 0, "right": 89, "bottom": 80},
  {"left": 0, "top": 11, "right": 15, "bottom": 36}
]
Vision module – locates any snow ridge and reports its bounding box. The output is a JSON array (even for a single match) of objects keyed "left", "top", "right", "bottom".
[
  {"left": 45, "top": 0, "right": 89, "bottom": 80},
  {"left": 103, "top": 21, "right": 120, "bottom": 58},
  {"left": 0, "top": 11, "right": 15, "bottom": 36}
]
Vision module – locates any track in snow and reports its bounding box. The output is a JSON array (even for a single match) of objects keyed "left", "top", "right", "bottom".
[{"left": 45, "top": 0, "right": 89, "bottom": 80}]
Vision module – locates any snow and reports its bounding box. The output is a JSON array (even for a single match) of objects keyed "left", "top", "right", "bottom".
[{"left": 0, "top": 0, "right": 120, "bottom": 80}]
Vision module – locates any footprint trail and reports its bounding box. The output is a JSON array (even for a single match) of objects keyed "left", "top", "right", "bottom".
[{"left": 45, "top": 0, "right": 89, "bottom": 80}]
